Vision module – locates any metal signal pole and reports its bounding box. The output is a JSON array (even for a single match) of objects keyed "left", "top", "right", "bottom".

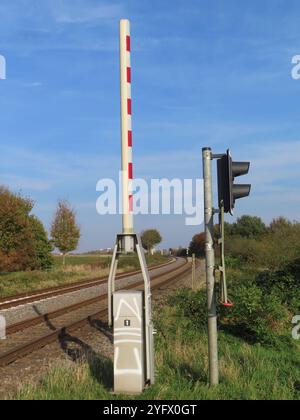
[
  {"left": 202, "top": 147, "right": 219, "bottom": 386},
  {"left": 192, "top": 253, "right": 196, "bottom": 290}
]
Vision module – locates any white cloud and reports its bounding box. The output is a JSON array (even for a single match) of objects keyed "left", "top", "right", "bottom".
[
  {"left": 0, "top": 1, "right": 122, "bottom": 53},
  {"left": 243, "top": 140, "right": 300, "bottom": 186},
  {"left": 22, "top": 81, "right": 43, "bottom": 88},
  {"left": 2, "top": 139, "right": 300, "bottom": 194},
  {"left": 1, "top": 140, "right": 299, "bottom": 252},
  {"left": 0, "top": 174, "right": 52, "bottom": 191},
  {"left": 53, "top": 2, "right": 123, "bottom": 24}
]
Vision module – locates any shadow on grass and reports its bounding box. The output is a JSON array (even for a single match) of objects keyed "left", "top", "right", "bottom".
[
  {"left": 219, "top": 324, "right": 258, "bottom": 346},
  {"left": 167, "top": 360, "right": 207, "bottom": 384},
  {"left": 294, "top": 381, "right": 300, "bottom": 398},
  {"left": 58, "top": 330, "right": 113, "bottom": 390},
  {"left": 220, "top": 324, "right": 296, "bottom": 351}
]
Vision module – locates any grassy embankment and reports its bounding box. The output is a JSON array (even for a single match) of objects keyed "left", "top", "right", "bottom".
[
  {"left": 15, "top": 260, "right": 300, "bottom": 400},
  {"left": 0, "top": 253, "right": 168, "bottom": 299}
]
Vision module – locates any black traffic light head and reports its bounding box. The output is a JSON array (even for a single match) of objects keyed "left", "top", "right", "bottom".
[{"left": 217, "top": 150, "right": 251, "bottom": 215}]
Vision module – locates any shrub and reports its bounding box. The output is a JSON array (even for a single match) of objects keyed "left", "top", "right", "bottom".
[
  {"left": 223, "top": 216, "right": 300, "bottom": 271},
  {"left": 221, "top": 283, "right": 290, "bottom": 347},
  {"left": 170, "top": 285, "right": 290, "bottom": 348},
  {"left": 169, "top": 288, "right": 207, "bottom": 330},
  {"left": 0, "top": 186, "right": 53, "bottom": 271},
  {"left": 231, "top": 215, "right": 267, "bottom": 238},
  {"left": 225, "top": 236, "right": 262, "bottom": 265},
  {"left": 224, "top": 255, "right": 242, "bottom": 269},
  {"left": 255, "top": 258, "right": 300, "bottom": 312}
]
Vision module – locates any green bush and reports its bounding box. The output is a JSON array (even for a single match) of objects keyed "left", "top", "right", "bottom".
[
  {"left": 256, "top": 271, "right": 295, "bottom": 303},
  {"left": 255, "top": 258, "right": 300, "bottom": 312},
  {"left": 221, "top": 283, "right": 290, "bottom": 347},
  {"left": 225, "top": 220, "right": 300, "bottom": 271},
  {"left": 170, "top": 285, "right": 291, "bottom": 348},
  {"left": 225, "top": 236, "right": 263, "bottom": 265},
  {"left": 224, "top": 255, "right": 242, "bottom": 269},
  {"left": 230, "top": 215, "right": 267, "bottom": 238},
  {"left": 169, "top": 288, "right": 207, "bottom": 330}
]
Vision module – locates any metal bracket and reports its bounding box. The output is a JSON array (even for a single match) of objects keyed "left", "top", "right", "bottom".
[{"left": 212, "top": 153, "right": 226, "bottom": 160}]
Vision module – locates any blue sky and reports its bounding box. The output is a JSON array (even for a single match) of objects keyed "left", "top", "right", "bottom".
[{"left": 0, "top": 0, "right": 300, "bottom": 251}]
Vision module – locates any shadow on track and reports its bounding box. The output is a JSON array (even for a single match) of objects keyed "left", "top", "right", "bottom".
[
  {"left": 32, "top": 305, "right": 57, "bottom": 331},
  {"left": 58, "top": 325, "right": 113, "bottom": 390}
]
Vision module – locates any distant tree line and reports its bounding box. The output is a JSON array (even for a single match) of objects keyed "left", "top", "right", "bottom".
[
  {"left": 189, "top": 215, "right": 300, "bottom": 269},
  {"left": 0, "top": 187, "right": 80, "bottom": 272}
]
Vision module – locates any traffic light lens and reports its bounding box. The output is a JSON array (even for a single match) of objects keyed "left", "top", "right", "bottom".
[
  {"left": 231, "top": 162, "right": 250, "bottom": 177},
  {"left": 232, "top": 184, "right": 251, "bottom": 200}
]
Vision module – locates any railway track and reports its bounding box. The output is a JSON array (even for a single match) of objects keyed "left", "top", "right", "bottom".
[
  {"left": 0, "top": 258, "right": 175, "bottom": 310},
  {"left": 0, "top": 258, "right": 190, "bottom": 367}
]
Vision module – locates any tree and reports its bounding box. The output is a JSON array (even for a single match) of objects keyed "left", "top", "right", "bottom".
[
  {"left": 231, "top": 215, "right": 267, "bottom": 238},
  {"left": 0, "top": 186, "right": 53, "bottom": 271},
  {"left": 30, "top": 216, "right": 53, "bottom": 270},
  {"left": 269, "top": 217, "right": 292, "bottom": 233},
  {"left": 141, "top": 229, "right": 162, "bottom": 254},
  {"left": 51, "top": 200, "right": 80, "bottom": 265},
  {"left": 189, "top": 232, "right": 206, "bottom": 257},
  {"left": 176, "top": 247, "right": 188, "bottom": 257},
  {"left": 224, "top": 221, "right": 234, "bottom": 236}
]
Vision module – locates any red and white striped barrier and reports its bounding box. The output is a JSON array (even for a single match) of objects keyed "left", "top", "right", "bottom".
[{"left": 120, "top": 19, "right": 134, "bottom": 235}]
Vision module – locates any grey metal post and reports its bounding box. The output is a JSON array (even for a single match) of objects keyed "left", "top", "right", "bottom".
[
  {"left": 108, "top": 244, "right": 118, "bottom": 327},
  {"left": 136, "top": 234, "right": 155, "bottom": 384},
  {"left": 202, "top": 147, "right": 219, "bottom": 386},
  {"left": 192, "top": 253, "right": 196, "bottom": 290}
]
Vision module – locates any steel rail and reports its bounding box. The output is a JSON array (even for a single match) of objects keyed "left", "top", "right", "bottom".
[
  {"left": 6, "top": 259, "right": 187, "bottom": 336},
  {"left": 0, "top": 258, "right": 174, "bottom": 310},
  {"left": 0, "top": 260, "right": 190, "bottom": 367}
]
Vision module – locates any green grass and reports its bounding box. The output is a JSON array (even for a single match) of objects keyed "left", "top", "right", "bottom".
[
  {"left": 0, "top": 254, "right": 168, "bottom": 299},
  {"left": 15, "top": 290, "right": 300, "bottom": 400},
  {"left": 53, "top": 254, "right": 110, "bottom": 268},
  {"left": 0, "top": 270, "right": 94, "bottom": 298},
  {"left": 53, "top": 253, "right": 167, "bottom": 269}
]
